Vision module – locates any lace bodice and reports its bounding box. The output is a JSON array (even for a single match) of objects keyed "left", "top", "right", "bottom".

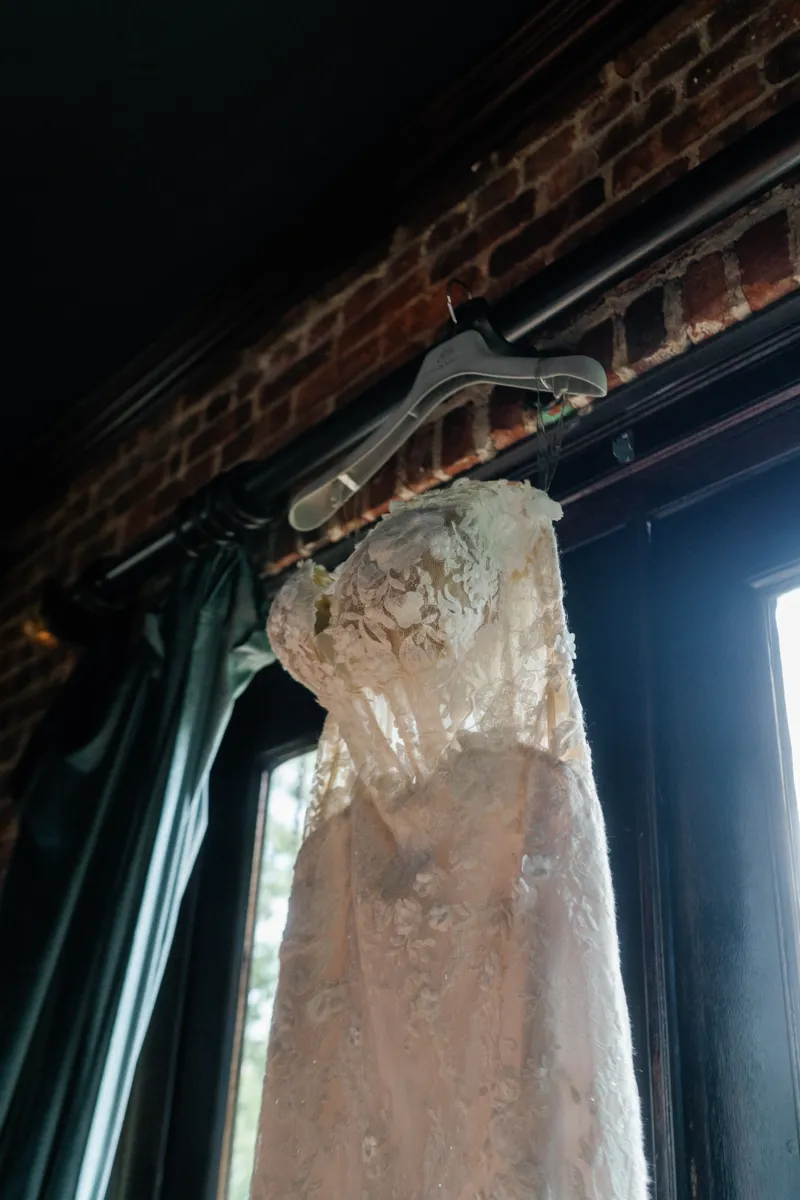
[
  {"left": 268, "top": 481, "right": 585, "bottom": 808},
  {"left": 255, "top": 481, "right": 647, "bottom": 1200}
]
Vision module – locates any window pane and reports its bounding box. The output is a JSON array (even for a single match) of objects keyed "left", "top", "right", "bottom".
[
  {"left": 226, "top": 751, "right": 316, "bottom": 1200},
  {"left": 777, "top": 588, "right": 800, "bottom": 802}
]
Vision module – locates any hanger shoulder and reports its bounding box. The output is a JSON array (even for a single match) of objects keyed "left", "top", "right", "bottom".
[{"left": 288, "top": 327, "right": 607, "bottom": 532}]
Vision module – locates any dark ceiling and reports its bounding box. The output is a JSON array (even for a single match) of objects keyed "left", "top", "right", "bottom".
[{"left": 2, "top": 0, "right": 538, "bottom": 465}]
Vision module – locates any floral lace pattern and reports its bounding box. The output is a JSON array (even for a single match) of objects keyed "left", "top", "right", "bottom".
[{"left": 254, "top": 481, "right": 647, "bottom": 1199}]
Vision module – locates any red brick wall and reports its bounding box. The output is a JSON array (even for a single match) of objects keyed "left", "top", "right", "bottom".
[{"left": 2, "top": 0, "right": 800, "bottom": 874}]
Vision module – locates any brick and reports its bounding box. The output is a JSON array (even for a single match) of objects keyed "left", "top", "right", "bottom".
[
  {"left": 682, "top": 253, "right": 729, "bottom": 331},
  {"left": 735, "top": 210, "right": 797, "bottom": 310},
  {"left": 406, "top": 162, "right": 486, "bottom": 235},
  {"left": 598, "top": 87, "right": 676, "bottom": 164},
  {"left": 685, "top": 26, "right": 761, "bottom": 98},
  {"left": 269, "top": 338, "right": 301, "bottom": 374},
  {"left": 708, "top": 0, "right": 760, "bottom": 41},
  {"left": 523, "top": 126, "right": 575, "bottom": 183},
  {"left": 258, "top": 396, "right": 292, "bottom": 440},
  {"left": 582, "top": 84, "right": 632, "bottom": 137},
  {"left": 234, "top": 398, "right": 253, "bottom": 429},
  {"left": 314, "top": 347, "right": 380, "bottom": 415},
  {"left": 154, "top": 482, "right": 184, "bottom": 519},
  {"left": 394, "top": 296, "right": 441, "bottom": 345},
  {"left": 489, "top": 387, "right": 528, "bottom": 450},
  {"left": 65, "top": 493, "right": 90, "bottom": 528},
  {"left": 404, "top": 423, "right": 437, "bottom": 492},
  {"left": 332, "top": 359, "right": 388, "bottom": 412},
  {"left": 180, "top": 349, "right": 240, "bottom": 409},
  {"left": 138, "top": 428, "right": 173, "bottom": 468},
  {"left": 430, "top": 231, "right": 481, "bottom": 284},
  {"left": 364, "top": 456, "right": 400, "bottom": 518},
  {"left": 188, "top": 417, "right": 232, "bottom": 464},
  {"left": 426, "top": 210, "right": 468, "bottom": 254},
  {"left": 477, "top": 190, "right": 536, "bottom": 248},
  {"left": 614, "top": 0, "right": 718, "bottom": 77},
  {"left": 335, "top": 309, "right": 383, "bottom": 357},
  {"left": 567, "top": 175, "right": 608, "bottom": 222},
  {"left": 206, "top": 391, "right": 231, "bottom": 422},
  {"left": 711, "top": 0, "right": 800, "bottom": 46},
  {"left": 385, "top": 242, "right": 423, "bottom": 286},
  {"left": 644, "top": 32, "right": 703, "bottom": 95},
  {"left": 697, "top": 93, "right": 772, "bottom": 160},
  {"left": 577, "top": 319, "right": 616, "bottom": 383},
  {"left": 258, "top": 343, "right": 331, "bottom": 409},
  {"left": 68, "top": 511, "right": 112, "bottom": 551},
  {"left": 178, "top": 391, "right": 200, "bottom": 415},
  {"left": 183, "top": 455, "right": 217, "bottom": 495},
  {"left": 490, "top": 210, "right": 564, "bottom": 279},
  {"left": 306, "top": 309, "right": 340, "bottom": 348},
  {"left": 374, "top": 269, "right": 429, "bottom": 322},
  {"left": 221, "top": 427, "right": 255, "bottom": 469},
  {"left": 765, "top": 28, "right": 800, "bottom": 83},
  {"left": 290, "top": 394, "right": 335, "bottom": 437},
  {"left": 612, "top": 134, "right": 661, "bottom": 194},
  {"left": 699, "top": 71, "right": 800, "bottom": 159},
  {"left": 758, "top": 0, "right": 800, "bottom": 43},
  {"left": 473, "top": 169, "right": 520, "bottom": 218},
  {"left": 124, "top": 498, "right": 155, "bottom": 544},
  {"left": 440, "top": 404, "right": 477, "bottom": 475},
  {"left": 489, "top": 178, "right": 605, "bottom": 279},
  {"left": 714, "top": 62, "right": 765, "bottom": 112},
  {"left": 546, "top": 150, "right": 599, "bottom": 204},
  {"left": 236, "top": 371, "right": 260, "bottom": 400},
  {"left": 334, "top": 493, "right": 365, "bottom": 536},
  {"left": 332, "top": 498, "right": 364, "bottom": 543},
  {"left": 93, "top": 471, "right": 122, "bottom": 506},
  {"left": 625, "top": 287, "right": 667, "bottom": 364},
  {"left": 177, "top": 413, "right": 200, "bottom": 441},
  {"left": 338, "top": 269, "right": 428, "bottom": 354},
  {"left": 661, "top": 66, "right": 764, "bottom": 154},
  {"left": 112, "top": 464, "right": 166, "bottom": 517},
  {"left": 342, "top": 277, "right": 382, "bottom": 325},
  {"left": 682, "top": 253, "right": 730, "bottom": 339}
]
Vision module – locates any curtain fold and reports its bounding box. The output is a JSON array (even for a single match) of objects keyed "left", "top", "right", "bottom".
[{"left": 0, "top": 547, "right": 273, "bottom": 1200}]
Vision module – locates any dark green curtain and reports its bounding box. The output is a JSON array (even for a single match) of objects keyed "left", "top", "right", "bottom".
[{"left": 0, "top": 547, "right": 273, "bottom": 1200}]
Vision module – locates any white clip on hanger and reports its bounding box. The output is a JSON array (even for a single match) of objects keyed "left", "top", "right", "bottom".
[{"left": 289, "top": 290, "right": 607, "bottom": 532}]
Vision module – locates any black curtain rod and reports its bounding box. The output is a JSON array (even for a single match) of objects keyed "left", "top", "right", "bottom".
[{"left": 71, "top": 103, "right": 800, "bottom": 611}]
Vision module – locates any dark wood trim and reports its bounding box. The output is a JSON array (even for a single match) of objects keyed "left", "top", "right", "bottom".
[{"left": 6, "top": 0, "right": 677, "bottom": 527}]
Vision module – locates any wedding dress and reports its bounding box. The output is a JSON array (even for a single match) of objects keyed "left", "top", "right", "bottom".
[{"left": 253, "top": 480, "right": 647, "bottom": 1200}]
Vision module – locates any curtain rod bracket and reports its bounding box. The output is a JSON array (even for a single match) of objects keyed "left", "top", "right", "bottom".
[
  {"left": 171, "top": 466, "right": 275, "bottom": 558},
  {"left": 55, "top": 465, "right": 280, "bottom": 637}
]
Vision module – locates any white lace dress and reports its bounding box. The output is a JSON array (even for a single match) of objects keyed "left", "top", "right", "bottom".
[{"left": 252, "top": 480, "right": 647, "bottom": 1200}]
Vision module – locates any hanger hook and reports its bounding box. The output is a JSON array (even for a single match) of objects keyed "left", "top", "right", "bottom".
[{"left": 446, "top": 278, "right": 473, "bottom": 324}]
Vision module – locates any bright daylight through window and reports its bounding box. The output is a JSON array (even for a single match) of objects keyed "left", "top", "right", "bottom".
[
  {"left": 776, "top": 587, "right": 800, "bottom": 810},
  {"left": 225, "top": 751, "right": 317, "bottom": 1200}
]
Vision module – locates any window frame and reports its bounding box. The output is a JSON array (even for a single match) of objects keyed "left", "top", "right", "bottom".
[{"left": 216, "top": 743, "right": 320, "bottom": 1200}]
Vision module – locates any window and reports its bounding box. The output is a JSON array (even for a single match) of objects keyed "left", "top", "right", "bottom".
[
  {"left": 224, "top": 751, "right": 317, "bottom": 1200},
  {"left": 776, "top": 587, "right": 800, "bottom": 804}
]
